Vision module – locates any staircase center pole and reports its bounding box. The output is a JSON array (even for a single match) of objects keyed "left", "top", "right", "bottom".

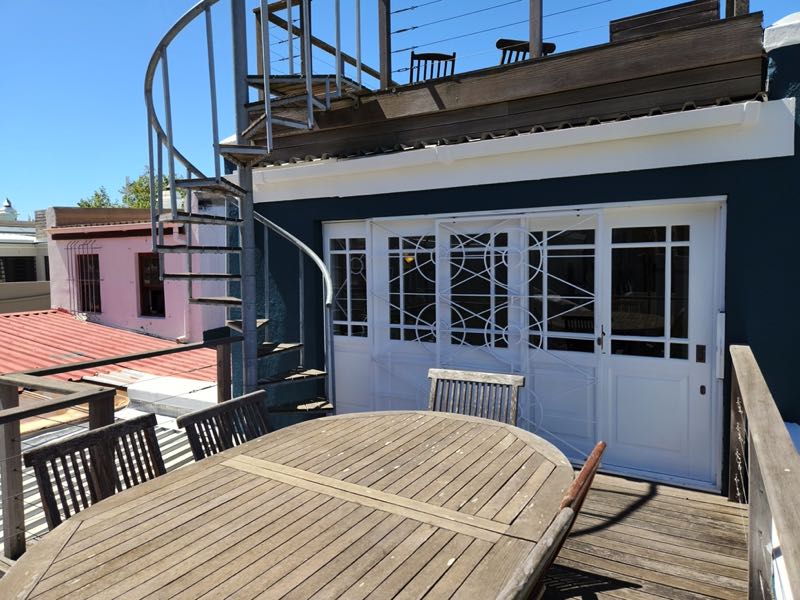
[{"left": 232, "top": 0, "right": 259, "bottom": 393}]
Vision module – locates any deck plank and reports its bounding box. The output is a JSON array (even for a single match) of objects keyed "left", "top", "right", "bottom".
[{"left": 544, "top": 475, "right": 749, "bottom": 600}]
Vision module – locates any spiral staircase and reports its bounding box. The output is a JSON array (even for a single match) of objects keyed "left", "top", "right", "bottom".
[{"left": 144, "top": 0, "right": 354, "bottom": 419}]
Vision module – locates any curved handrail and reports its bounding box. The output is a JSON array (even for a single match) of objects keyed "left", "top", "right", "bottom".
[
  {"left": 253, "top": 212, "right": 333, "bottom": 307},
  {"left": 144, "top": 0, "right": 218, "bottom": 179}
]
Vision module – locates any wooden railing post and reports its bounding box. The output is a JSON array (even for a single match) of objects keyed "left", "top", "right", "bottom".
[
  {"left": 529, "top": 0, "right": 543, "bottom": 58},
  {"left": 378, "top": 0, "right": 392, "bottom": 89},
  {"left": 217, "top": 342, "right": 232, "bottom": 403},
  {"left": 725, "top": 0, "right": 749, "bottom": 17},
  {"left": 0, "top": 384, "right": 25, "bottom": 559},
  {"left": 88, "top": 391, "right": 115, "bottom": 430}
]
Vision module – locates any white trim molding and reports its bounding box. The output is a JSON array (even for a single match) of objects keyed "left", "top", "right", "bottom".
[{"left": 253, "top": 99, "right": 796, "bottom": 203}]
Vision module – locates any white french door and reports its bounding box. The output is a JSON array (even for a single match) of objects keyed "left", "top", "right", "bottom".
[
  {"left": 324, "top": 200, "right": 724, "bottom": 489},
  {"left": 597, "top": 204, "right": 720, "bottom": 485}
]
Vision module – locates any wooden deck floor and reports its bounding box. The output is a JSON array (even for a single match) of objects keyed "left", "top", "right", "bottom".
[{"left": 544, "top": 473, "right": 749, "bottom": 600}]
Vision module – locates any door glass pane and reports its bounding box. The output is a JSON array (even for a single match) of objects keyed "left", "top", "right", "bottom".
[
  {"left": 612, "top": 340, "right": 665, "bottom": 357},
  {"left": 611, "top": 246, "right": 665, "bottom": 338},
  {"left": 612, "top": 226, "right": 666, "bottom": 244},
  {"left": 330, "top": 238, "right": 368, "bottom": 337},
  {"left": 671, "top": 246, "right": 689, "bottom": 339},
  {"left": 450, "top": 232, "right": 506, "bottom": 347},
  {"left": 389, "top": 235, "right": 436, "bottom": 343},
  {"left": 528, "top": 229, "right": 595, "bottom": 353}
]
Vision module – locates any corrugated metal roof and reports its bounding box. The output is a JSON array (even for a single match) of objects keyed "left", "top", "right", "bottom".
[{"left": 0, "top": 309, "right": 216, "bottom": 382}]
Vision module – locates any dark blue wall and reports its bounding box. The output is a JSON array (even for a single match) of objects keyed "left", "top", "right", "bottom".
[{"left": 255, "top": 44, "right": 800, "bottom": 423}]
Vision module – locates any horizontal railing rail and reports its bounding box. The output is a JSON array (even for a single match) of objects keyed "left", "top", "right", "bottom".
[
  {"left": 728, "top": 344, "right": 800, "bottom": 598},
  {"left": 0, "top": 334, "right": 241, "bottom": 560}
]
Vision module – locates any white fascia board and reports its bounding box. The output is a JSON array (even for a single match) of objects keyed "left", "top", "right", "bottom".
[{"left": 252, "top": 99, "right": 796, "bottom": 203}]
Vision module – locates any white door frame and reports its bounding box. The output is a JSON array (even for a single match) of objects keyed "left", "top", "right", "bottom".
[{"left": 323, "top": 195, "right": 727, "bottom": 490}]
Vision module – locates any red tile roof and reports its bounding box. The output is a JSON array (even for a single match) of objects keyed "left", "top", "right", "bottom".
[{"left": 0, "top": 309, "right": 216, "bottom": 382}]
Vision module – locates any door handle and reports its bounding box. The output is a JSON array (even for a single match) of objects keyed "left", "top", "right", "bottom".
[{"left": 596, "top": 325, "right": 606, "bottom": 349}]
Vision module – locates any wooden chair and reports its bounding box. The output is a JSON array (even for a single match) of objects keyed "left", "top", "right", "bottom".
[
  {"left": 409, "top": 51, "right": 456, "bottom": 84},
  {"left": 499, "top": 441, "right": 606, "bottom": 599},
  {"left": 496, "top": 38, "right": 557, "bottom": 64},
  {"left": 23, "top": 414, "right": 165, "bottom": 531},
  {"left": 427, "top": 368, "right": 525, "bottom": 425},
  {"left": 176, "top": 390, "right": 270, "bottom": 461}
]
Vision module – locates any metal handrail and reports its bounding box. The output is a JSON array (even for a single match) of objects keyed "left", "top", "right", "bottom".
[{"left": 144, "top": 0, "right": 336, "bottom": 406}]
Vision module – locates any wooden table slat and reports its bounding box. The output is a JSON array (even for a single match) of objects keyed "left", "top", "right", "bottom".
[{"left": 1, "top": 411, "right": 576, "bottom": 600}]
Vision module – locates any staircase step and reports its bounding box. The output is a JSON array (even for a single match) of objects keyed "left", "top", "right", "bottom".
[
  {"left": 157, "top": 245, "right": 242, "bottom": 254},
  {"left": 189, "top": 296, "right": 242, "bottom": 306},
  {"left": 245, "top": 73, "right": 366, "bottom": 97},
  {"left": 268, "top": 397, "right": 334, "bottom": 415},
  {"left": 258, "top": 342, "right": 302, "bottom": 358},
  {"left": 246, "top": 94, "right": 313, "bottom": 112},
  {"left": 162, "top": 272, "right": 241, "bottom": 281},
  {"left": 174, "top": 177, "right": 246, "bottom": 200},
  {"left": 242, "top": 112, "right": 313, "bottom": 141},
  {"left": 259, "top": 367, "right": 326, "bottom": 386},
  {"left": 220, "top": 144, "right": 269, "bottom": 166},
  {"left": 159, "top": 211, "right": 242, "bottom": 227},
  {"left": 226, "top": 318, "right": 269, "bottom": 332}
]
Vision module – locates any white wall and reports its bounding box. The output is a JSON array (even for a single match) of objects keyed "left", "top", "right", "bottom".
[{"left": 47, "top": 228, "right": 226, "bottom": 342}]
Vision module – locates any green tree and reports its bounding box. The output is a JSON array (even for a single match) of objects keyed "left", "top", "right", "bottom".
[
  {"left": 77, "top": 186, "right": 116, "bottom": 208},
  {"left": 120, "top": 169, "right": 162, "bottom": 209}
]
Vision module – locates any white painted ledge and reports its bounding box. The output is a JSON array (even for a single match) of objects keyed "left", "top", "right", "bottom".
[
  {"left": 765, "top": 12, "right": 800, "bottom": 53},
  {"left": 252, "top": 98, "right": 796, "bottom": 203}
]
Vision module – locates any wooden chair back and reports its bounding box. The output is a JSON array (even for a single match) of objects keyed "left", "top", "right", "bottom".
[
  {"left": 427, "top": 368, "right": 524, "bottom": 425},
  {"left": 496, "top": 38, "right": 556, "bottom": 64},
  {"left": 409, "top": 51, "right": 456, "bottom": 84},
  {"left": 498, "top": 441, "right": 606, "bottom": 599},
  {"left": 23, "top": 414, "right": 165, "bottom": 531},
  {"left": 176, "top": 390, "right": 270, "bottom": 461}
]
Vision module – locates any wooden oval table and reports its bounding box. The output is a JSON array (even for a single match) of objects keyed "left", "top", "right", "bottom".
[{"left": 1, "top": 411, "right": 575, "bottom": 599}]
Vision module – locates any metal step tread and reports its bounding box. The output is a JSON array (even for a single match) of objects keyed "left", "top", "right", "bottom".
[
  {"left": 242, "top": 112, "right": 312, "bottom": 141},
  {"left": 159, "top": 211, "right": 243, "bottom": 226},
  {"left": 219, "top": 144, "right": 270, "bottom": 166},
  {"left": 258, "top": 342, "right": 303, "bottom": 358},
  {"left": 157, "top": 245, "right": 242, "bottom": 254},
  {"left": 245, "top": 73, "right": 365, "bottom": 96},
  {"left": 259, "top": 367, "right": 326, "bottom": 385},
  {"left": 173, "top": 177, "right": 246, "bottom": 199},
  {"left": 162, "top": 272, "right": 241, "bottom": 280},
  {"left": 268, "top": 397, "right": 333, "bottom": 415},
  {"left": 246, "top": 94, "right": 310, "bottom": 112},
  {"left": 189, "top": 296, "right": 242, "bottom": 306},
  {"left": 227, "top": 318, "right": 269, "bottom": 332}
]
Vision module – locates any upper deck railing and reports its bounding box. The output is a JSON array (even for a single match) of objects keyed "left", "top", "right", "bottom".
[{"left": 728, "top": 345, "right": 800, "bottom": 598}]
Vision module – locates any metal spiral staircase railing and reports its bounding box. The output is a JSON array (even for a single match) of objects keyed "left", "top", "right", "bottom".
[{"left": 144, "top": 0, "right": 342, "bottom": 417}]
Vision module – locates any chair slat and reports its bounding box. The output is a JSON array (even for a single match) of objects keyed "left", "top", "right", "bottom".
[
  {"left": 427, "top": 368, "right": 525, "bottom": 426},
  {"left": 409, "top": 51, "right": 456, "bottom": 84},
  {"left": 24, "top": 414, "right": 166, "bottom": 531},
  {"left": 176, "top": 391, "right": 270, "bottom": 462}
]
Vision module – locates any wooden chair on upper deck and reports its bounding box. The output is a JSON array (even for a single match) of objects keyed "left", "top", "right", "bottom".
[
  {"left": 427, "top": 368, "right": 525, "bottom": 425},
  {"left": 23, "top": 414, "right": 166, "bottom": 531},
  {"left": 409, "top": 51, "right": 456, "bottom": 84},
  {"left": 500, "top": 441, "right": 607, "bottom": 599},
  {"left": 496, "top": 38, "right": 557, "bottom": 64},
  {"left": 176, "top": 390, "right": 270, "bottom": 461}
]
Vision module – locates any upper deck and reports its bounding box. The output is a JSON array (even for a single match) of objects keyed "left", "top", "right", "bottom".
[{"left": 242, "top": 1, "right": 765, "bottom": 166}]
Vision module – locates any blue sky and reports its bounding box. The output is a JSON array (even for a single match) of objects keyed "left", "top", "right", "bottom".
[{"left": 0, "top": 0, "right": 795, "bottom": 220}]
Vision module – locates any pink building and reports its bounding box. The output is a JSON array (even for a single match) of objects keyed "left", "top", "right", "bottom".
[{"left": 45, "top": 207, "right": 226, "bottom": 342}]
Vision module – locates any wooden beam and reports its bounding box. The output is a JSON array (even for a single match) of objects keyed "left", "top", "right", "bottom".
[
  {"left": 0, "top": 384, "right": 24, "bottom": 559},
  {"left": 217, "top": 343, "right": 232, "bottom": 403},
  {"left": 726, "top": 0, "right": 750, "bottom": 17},
  {"left": 529, "top": 0, "right": 543, "bottom": 58},
  {"left": 379, "top": 0, "right": 392, "bottom": 89},
  {"left": 88, "top": 390, "right": 115, "bottom": 429}
]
